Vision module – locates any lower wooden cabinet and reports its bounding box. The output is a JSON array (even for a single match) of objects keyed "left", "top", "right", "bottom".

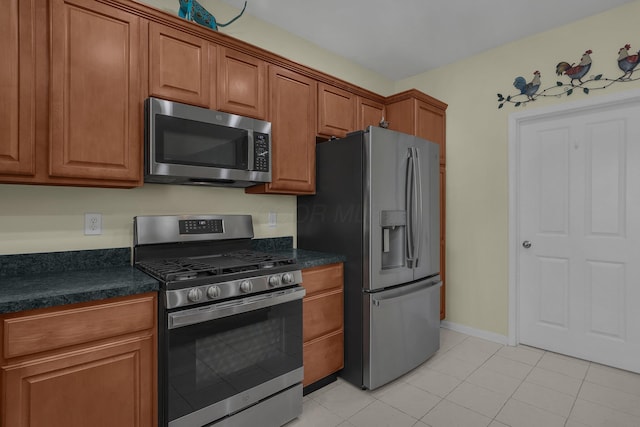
[
  {"left": 0, "top": 293, "right": 157, "bottom": 427},
  {"left": 301, "top": 263, "right": 344, "bottom": 387}
]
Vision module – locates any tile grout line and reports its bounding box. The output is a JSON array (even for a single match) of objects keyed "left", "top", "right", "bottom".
[
  {"left": 425, "top": 337, "right": 512, "bottom": 426},
  {"left": 563, "top": 360, "right": 590, "bottom": 427}
]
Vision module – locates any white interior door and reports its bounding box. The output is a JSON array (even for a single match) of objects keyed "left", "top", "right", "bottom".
[{"left": 515, "top": 94, "right": 640, "bottom": 373}]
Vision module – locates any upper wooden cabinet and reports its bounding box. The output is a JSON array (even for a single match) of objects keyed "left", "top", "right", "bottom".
[
  {"left": 48, "top": 0, "right": 143, "bottom": 184},
  {"left": 385, "top": 90, "right": 447, "bottom": 165},
  {"left": 217, "top": 47, "right": 267, "bottom": 119},
  {"left": 0, "top": 0, "right": 36, "bottom": 177},
  {"left": 247, "top": 66, "right": 316, "bottom": 195},
  {"left": 148, "top": 21, "right": 216, "bottom": 108},
  {"left": 0, "top": 0, "right": 144, "bottom": 187},
  {"left": 357, "top": 97, "right": 385, "bottom": 130},
  {"left": 317, "top": 83, "right": 356, "bottom": 138}
]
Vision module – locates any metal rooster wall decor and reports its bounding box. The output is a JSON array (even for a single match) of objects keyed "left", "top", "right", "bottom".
[
  {"left": 178, "top": 0, "right": 247, "bottom": 31},
  {"left": 497, "top": 45, "right": 640, "bottom": 108}
]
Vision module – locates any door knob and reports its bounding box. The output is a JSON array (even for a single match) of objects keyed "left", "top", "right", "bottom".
[{"left": 522, "top": 240, "right": 532, "bottom": 249}]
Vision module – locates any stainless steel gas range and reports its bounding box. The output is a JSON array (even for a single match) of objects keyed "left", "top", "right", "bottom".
[{"left": 133, "top": 214, "right": 304, "bottom": 427}]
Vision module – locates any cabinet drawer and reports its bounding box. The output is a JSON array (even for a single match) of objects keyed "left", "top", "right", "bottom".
[
  {"left": 303, "top": 290, "right": 343, "bottom": 342},
  {"left": 2, "top": 294, "right": 156, "bottom": 359},
  {"left": 303, "top": 330, "right": 343, "bottom": 386},
  {"left": 301, "top": 263, "right": 343, "bottom": 297}
]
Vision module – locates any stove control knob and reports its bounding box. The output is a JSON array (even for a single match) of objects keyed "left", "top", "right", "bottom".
[
  {"left": 207, "top": 285, "right": 221, "bottom": 299},
  {"left": 187, "top": 288, "right": 203, "bottom": 303},
  {"left": 268, "top": 275, "right": 280, "bottom": 287},
  {"left": 239, "top": 280, "right": 253, "bottom": 293},
  {"left": 281, "top": 272, "right": 294, "bottom": 284}
]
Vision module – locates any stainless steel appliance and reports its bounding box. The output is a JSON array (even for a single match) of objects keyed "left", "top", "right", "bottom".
[
  {"left": 133, "top": 214, "right": 304, "bottom": 427},
  {"left": 145, "top": 97, "right": 271, "bottom": 187},
  {"left": 297, "top": 127, "right": 441, "bottom": 390}
]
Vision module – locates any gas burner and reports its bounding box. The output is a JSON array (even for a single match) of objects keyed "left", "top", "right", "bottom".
[{"left": 136, "top": 250, "right": 296, "bottom": 284}]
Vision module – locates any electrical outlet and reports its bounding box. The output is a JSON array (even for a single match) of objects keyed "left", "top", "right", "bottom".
[{"left": 84, "top": 213, "right": 102, "bottom": 235}]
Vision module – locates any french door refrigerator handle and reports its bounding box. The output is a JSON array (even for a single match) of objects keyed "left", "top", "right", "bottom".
[
  {"left": 413, "top": 147, "right": 423, "bottom": 268},
  {"left": 405, "top": 148, "right": 415, "bottom": 267},
  {"left": 371, "top": 279, "right": 441, "bottom": 307}
]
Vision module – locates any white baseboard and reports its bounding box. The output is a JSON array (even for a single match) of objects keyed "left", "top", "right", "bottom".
[{"left": 441, "top": 320, "right": 509, "bottom": 346}]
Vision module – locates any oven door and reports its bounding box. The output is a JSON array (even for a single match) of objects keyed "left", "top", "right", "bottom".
[{"left": 163, "top": 286, "right": 305, "bottom": 427}]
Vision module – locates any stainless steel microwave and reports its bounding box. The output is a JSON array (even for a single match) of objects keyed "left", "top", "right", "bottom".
[{"left": 144, "top": 97, "right": 271, "bottom": 187}]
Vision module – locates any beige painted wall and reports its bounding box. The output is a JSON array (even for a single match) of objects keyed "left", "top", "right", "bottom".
[
  {"left": 394, "top": 0, "right": 640, "bottom": 336},
  {"left": 0, "top": 184, "right": 295, "bottom": 255}
]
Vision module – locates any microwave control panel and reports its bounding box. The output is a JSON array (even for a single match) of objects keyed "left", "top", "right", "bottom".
[{"left": 253, "top": 133, "right": 270, "bottom": 172}]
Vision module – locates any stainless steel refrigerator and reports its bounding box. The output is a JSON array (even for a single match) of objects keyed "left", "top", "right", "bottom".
[{"left": 297, "top": 126, "right": 441, "bottom": 390}]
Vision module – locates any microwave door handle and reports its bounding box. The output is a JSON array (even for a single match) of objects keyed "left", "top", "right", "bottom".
[{"left": 247, "top": 129, "right": 255, "bottom": 170}]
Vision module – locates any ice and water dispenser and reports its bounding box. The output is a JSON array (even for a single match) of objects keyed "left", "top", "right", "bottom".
[{"left": 380, "top": 210, "right": 406, "bottom": 269}]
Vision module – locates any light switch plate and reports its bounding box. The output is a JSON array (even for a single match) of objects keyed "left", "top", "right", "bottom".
[{"left": 268, "top": 212, "right": 277, "bottom": 228}]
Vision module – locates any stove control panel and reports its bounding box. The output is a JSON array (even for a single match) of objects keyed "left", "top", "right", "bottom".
[
  {"left": 165, "top": 270, "right": 303, "bottom": 309},
  {"left": 179, "top": 219, "right": 223, "bottom": 234}
]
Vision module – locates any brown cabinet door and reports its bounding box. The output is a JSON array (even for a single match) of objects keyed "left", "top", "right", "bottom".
[
  {"left": 217, "top": 47, "right": 267, "bottom": 119},
  {"left": 385, "top": 98, "right": 414, "bottom": 136},
  {"left": 48, "top": 0, "right": 142, "bottom": 184},
  {"left": 357, "top": 97, "right": 385, "bottom": 130},
  {"left": 2, "top": 334, "right": 156, "bottom": 427},
  {"left": 317, "top": 83, "right": 356, "bottom": 138},
  {"left": 299, "top": 263, "right": 343, "bottom": 297},
  {"left": 303, "top": 289, "right": 343, "bottom": 342},
  {"left": 247, "top": 65, "right": 316, "bottom": 195},
  {"left": 0, "top": 294, "right": 157, "bottom": 427},
  {"left": 0, "top": 0, "right": 35, "bottom": 176},
  {"left": 149, "top": 22, "right": 214, "bottom": 108},
  {"left": 303, "top": 330, "right": 343, "bottom": 387},
  {"left": 415, "top": 99, "right": 446, "bottom": 165},
  {"left": 300, "top": 263, "right": 344, "bottom": 387}
]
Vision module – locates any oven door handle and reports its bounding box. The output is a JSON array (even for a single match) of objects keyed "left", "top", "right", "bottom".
[{"left": 168, "top": 286, "right": 306, "bottom": 329}]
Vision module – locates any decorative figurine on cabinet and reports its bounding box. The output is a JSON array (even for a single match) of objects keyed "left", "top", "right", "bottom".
[{"left": 178, "top": 0, "right": 247, "bottom": 31}]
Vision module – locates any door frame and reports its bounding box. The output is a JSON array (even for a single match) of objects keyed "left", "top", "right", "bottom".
[{"left": 507, "top": 88, "right": 640, "bottom": 346}]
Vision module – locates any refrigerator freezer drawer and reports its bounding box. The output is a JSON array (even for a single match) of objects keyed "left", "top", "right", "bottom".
[{"left": 364, "top": 279, "right": 441, "bottom": 390}]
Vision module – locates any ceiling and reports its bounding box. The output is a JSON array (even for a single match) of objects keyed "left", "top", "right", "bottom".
[{"left": 220, "top": 0, "right": 635, "bottom": 81}]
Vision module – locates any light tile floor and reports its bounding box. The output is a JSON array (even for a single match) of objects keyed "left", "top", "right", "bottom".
[{"left": 286, "top": 328, "right": 640, "bottom": 427}]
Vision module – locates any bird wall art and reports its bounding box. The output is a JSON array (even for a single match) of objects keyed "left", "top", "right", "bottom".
[
  {"left": 178, "top": 0, "right": 247, "bottom": 31},
  {"left": 617, "top": 44, "right": 640, "bottom": 78},
  {"left": 513, "top": 71, "right": 541, "bottom": 100},
  {"left": 498, "top": 45, "right": 640, "bottom": 108}
]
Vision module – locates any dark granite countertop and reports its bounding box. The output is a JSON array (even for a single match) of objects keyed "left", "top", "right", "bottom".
[
  {"left": 0, "top": 248, "right": 159, "bottom": 315},
  {"left": 0, "top": 267, "right": 159, "bottom": 314},
  {"left": 0, "top": 239, "right": 343, "bottom": 315},
  {"left": 251, "top": 237, "right": 346, "bottom": 268},
  {"left": 271, "top": 248, "right": 346, "bottom": 269}
]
